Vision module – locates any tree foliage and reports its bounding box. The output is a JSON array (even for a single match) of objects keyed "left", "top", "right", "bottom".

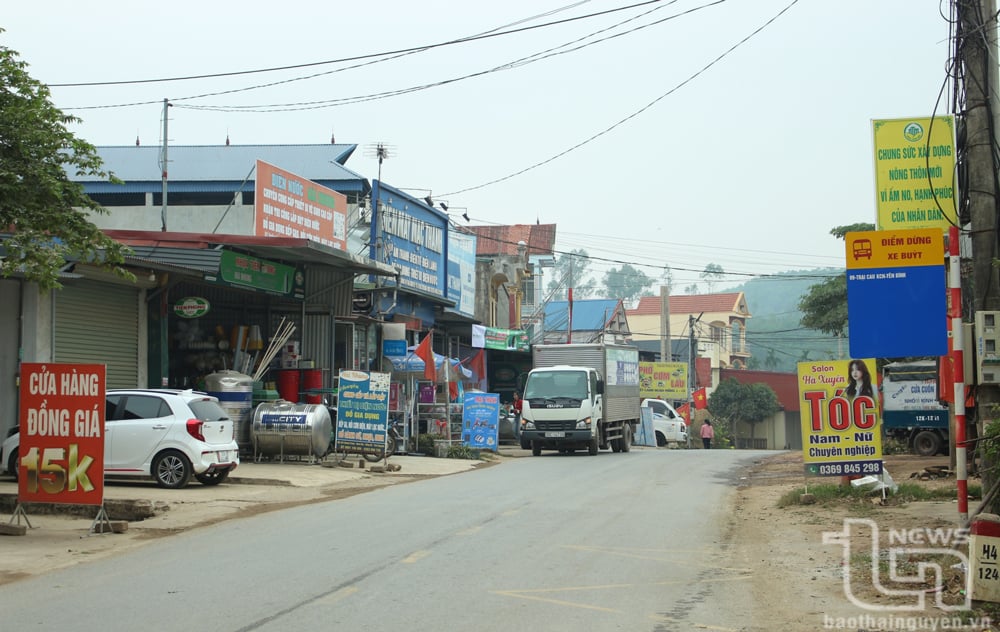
[
  {"left": 797, "top": 224, "right": 874, "bottom": 338},
  {"left": 602, "top": 263, "right": 652, "bottom": 305},
  {"left": 706, "top": 378, "right": 781, "bottom": 441},
  {"left": 547, "top": 248, "right": 593, "bottom": 300},
  {"left": 700, "top": 263, "right": 725, "bottom": 293},
  {"left": 0, "top": 41, "right": 130, "bottom": 290}
]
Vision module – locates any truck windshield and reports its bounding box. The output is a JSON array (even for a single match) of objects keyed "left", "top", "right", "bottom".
[{"left": 524, "top": 370, "right": 589, "bottom": 400}]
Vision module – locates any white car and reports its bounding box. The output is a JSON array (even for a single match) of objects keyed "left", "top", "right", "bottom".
[
  {"left": 641, "top": 399, "right": 690, "bottom": 448},
  {"left": 2, "top": 388, "right": 239, "bottom": 489}
]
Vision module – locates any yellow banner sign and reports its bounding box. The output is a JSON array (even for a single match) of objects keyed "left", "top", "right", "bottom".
[
  {"left": 639, "top": 362, "right": 687, "bottom": 400},
  {"left": 845, "top": 228, "right": 943, "bottom": 270},
  {"left": 798, "top": 359, "right": 883, "bottom": 477},
  {"left": 872, "top": 116, "right": 957, "bottom": 232}
]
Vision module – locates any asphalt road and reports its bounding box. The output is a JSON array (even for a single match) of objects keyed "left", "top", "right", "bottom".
[{"left": 0, "top": 448, "right": 771, "bottom": 631}]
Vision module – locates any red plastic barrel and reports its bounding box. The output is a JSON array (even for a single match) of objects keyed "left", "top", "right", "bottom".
[
  {"left": 276, "top": 369, "right": 301, "bottom": 403},
  {"left": 301, "top": 369, "right": 323, "bottom": 404}
]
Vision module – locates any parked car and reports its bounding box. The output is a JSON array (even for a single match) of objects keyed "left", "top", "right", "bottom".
[
  {"left": 651, "top": 413, "right": 689, "bottom": 448},
  {"left": 2, "top": 388, "right": 239, "bottom": 489}
]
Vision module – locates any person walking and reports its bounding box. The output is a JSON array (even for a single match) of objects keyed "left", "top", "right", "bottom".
[
  {"left": 700, "top": 419, "right": 715, "bottom": 450},
  {"left": 512, "top": 392, "right": 523, "bottom": 436}
]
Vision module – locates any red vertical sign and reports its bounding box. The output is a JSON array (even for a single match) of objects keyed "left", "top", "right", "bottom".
[{"left": 18, "top": 363, "right": 106, "bottom": 505}]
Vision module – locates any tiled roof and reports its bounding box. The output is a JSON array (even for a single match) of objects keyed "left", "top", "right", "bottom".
[
  {"left": 468, "top": 224, "right": 556, "bottom": 256},
  {"left": 718, "top": 369, "right": 800, "bottom": 411},
  {"left": 627, "top": 292, "right": 744, "bottom": 316}
]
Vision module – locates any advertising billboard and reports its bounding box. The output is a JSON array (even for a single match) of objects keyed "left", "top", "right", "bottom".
[
  {"left": 872, "top": 116, "right": 957, "bottom": 232},
  {"left": 254, "top": 160, "right": 347, "bottom": 250},
  {"left": 798, "top": 359, "right": 882, "bottom": 477},
  {"left": 18, "top": 363, "right": 106, "bottom": 505},
  {"left": 639, "top": 361, "right": 687, "bottom": 400}
]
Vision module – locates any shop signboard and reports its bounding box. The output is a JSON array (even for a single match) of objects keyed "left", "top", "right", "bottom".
[
  {"left": 369, "top": 181, "right": 447, "bottom": 298},
  {"left": 471, "top": 324, "right": 530, "bottom": 352},
  {"left": 845, "top": 228, "right": 945, "bottom": 358},
  {"left": 639, "top": 361, "right": 687, "bottom": 400},
  {"left": 462, "top": 392, "right": 499, "bottom": 450},
  {"left": 18, "top": 363, "right": 106, "bottom": 505},
  {"left": 254, "top": 160, "right": 348, "bottom": 250},
  {"left": 382, "top": 339, "right": 406, "bottom": 357},
  {"left": 872, "top": 116, "right": 957, "bottom": 232},
  {"left": 335, "top": 370, "right": 390, "bottom": 454},
  {"left": 218, "top": 249, "right": 305, "bottom": 299},
  {"left": 605, "top": 348, "right": 640, "bottom": 386},
  {"left": 446, "top": 230, "right": 477, "bottom": 318},
  {"left": 173, "top": 296, "right": 210, "bottom": 319},
  {"left": 798, "top": 359, "right": 882, "bottom": 477}
]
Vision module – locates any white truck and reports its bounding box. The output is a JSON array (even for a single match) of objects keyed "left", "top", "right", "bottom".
[
  {"left": 641, "top": 399, "right": 690, "bottom": 448},
  {"left": 520, "top": 343, "right": 640, "bottom": 456}
]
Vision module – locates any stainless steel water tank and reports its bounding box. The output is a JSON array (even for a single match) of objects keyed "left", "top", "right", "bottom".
[
  {"left": 251, "top": 401, "right": 332, "bottom": 458},
  {"left": 205, "top": 370, "right": 254, "bottom": 454}
]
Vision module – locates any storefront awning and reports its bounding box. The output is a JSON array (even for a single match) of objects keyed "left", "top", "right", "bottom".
[{"left": 104, "top": 230, "right": 397, "bottom": 278}]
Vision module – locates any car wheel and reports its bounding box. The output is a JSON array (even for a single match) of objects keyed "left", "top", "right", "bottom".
[
  {"left": 195, "top": 469, "right": 230, "bottom": 486},
  {"left": 7, "top": 447, "right": 17, "bottom": 481},
  {"left": 912, "top": 430, "right": 942, "bottom": 457},
  {"left": 656, "top": 432, "right": 666, "bottom": 448},
  {"left": 152, "top": 450, "right": 193, "bottom": 489}
]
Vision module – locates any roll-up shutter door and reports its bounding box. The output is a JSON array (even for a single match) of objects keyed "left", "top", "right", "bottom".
[{"left": 55, "top": 280, "right": 139, "bottom": 388}]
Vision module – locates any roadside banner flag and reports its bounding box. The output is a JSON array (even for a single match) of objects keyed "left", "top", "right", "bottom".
[
  {"left": 693, "top": 387, "right": 708, "bottom": 410},
  {"left": 468, "top": 349, "right": 486, "bottom": 381},
  {"left": 414, "top": 332, "right": 436, "bottom": 382},
  {"left": 676, "top": 403, "right": 691, "bottom": 425}
]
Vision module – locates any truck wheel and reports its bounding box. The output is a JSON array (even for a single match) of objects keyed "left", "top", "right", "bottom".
[
  {"left": 611, "top": 436, "right": 622, "bottom": 453},
  {"left": 532, "top": 442, "right": 542, "bottom": 457},
  {"left": 913, "top": 430, "right": 942, "bottom": 457},
  {"left": 588, "top": 436, "right": 599, "bottom": 456},
  {"left": 622, "top": 425, "right": 632, "bottom": 453}
]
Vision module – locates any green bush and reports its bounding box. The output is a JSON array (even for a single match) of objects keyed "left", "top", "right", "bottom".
[
  {"left": 446, "top": 445, "right": 481, "bottom": 460},
  {"left": 417, "top": 433, "right": 436, "bottom": 456}
]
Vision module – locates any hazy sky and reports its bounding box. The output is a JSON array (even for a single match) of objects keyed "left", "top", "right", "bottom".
[{"left": 3, "top": 0, "right": 952, "bottom": 293}]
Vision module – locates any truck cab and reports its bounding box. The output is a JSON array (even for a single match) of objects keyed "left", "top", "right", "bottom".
[{"left": 520, "top": 365, "right": 606, "bottom": 456}]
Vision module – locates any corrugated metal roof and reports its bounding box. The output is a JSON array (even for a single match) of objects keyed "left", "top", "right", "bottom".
[
  {"left": 105, "top": 230, "right": 395, "bottom": 277},
  {"left": 543, "top": 298, "right": 623, "bottom": 332},
  {"left": 77, "top": 144, "right": 369, "bottom": 194}
]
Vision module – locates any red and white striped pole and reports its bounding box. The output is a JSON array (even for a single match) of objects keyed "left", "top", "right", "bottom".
[{"left": 949, "top": 224, "right": 968, "bottom": 522}]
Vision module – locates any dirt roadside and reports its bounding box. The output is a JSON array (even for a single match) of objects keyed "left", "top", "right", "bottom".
[{"left": 0, "top": 449, "right": 991, "bottom": 631}]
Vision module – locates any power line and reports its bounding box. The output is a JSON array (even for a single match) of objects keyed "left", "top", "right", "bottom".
[{"left": 50, "top": 0, "right": 669, "bottom": 88}]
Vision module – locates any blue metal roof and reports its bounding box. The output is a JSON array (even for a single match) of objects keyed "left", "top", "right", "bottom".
[
  {"left": 76, "top": 144, "right": 370, "bottom": 194},
  {"left": 543, "top": 299, "right": 622, "bottom": 333}
]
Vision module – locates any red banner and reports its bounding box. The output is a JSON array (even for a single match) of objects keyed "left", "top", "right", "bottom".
[{"left": 18, "top": 363, "right": 106, "bottom": 505}]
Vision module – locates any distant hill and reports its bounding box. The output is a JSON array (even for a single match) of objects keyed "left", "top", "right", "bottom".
[{"left": 724, "top": 268, "right": 844, "bottom": 373}]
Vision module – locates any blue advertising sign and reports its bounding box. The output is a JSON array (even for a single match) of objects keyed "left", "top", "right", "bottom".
[
  {"left": 370, "top": 181, "right": 448, "bottom": 298},
  {"left": 845, "top": 229, "right": 946, "bottom": 358},
  {"left": 382, "top": 339, "right": 406, "bottom": 357},
  {"left": 462, "top": 392, "right": 500, "bottom": 450},
  {"left": 447, "top": 230, "right": 477, "bottom": 318},
  {"left": 335, "top": 370, "right": 390, "bottom": 453}
]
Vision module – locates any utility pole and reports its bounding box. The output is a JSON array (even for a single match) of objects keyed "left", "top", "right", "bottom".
[
  {"left": 961, "top": 0, "right": 1000, "bottom": 513},
  {"left": 660, "top": 285, "right": 671, "bottom": 362},
  {"left": 160, "top": 99, "right": 171, "bottom": 232}
]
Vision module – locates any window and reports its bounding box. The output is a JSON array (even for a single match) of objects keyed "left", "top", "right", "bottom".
[
  {"left": 120, "top": 395, "right": 171, "bottom": 420},
  {"left": 731, "top": 321, "right": 743, "bottom": 353}
]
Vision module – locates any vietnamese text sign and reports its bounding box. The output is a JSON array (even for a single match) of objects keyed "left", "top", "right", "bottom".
[
  {"left": 219, "top": 249, "right": 304, "bottom": 299},
  {"left": 18, "top": 363, "right": 106, "bottom": 505},
  {"left": 798, "top": 359, "right": 882, "bottom": 477},
  {"left": 471, "top": 324, "right": 530, "bottom": 352},
  {"left": 254, "top": 160, "right": 347, "bottom": 250},
  {"left": 335, "top": 370, "right": 390, "bottom": 453},
  {"left": 845, "top": 228, "right": 946, "bottom": 358},
  {"left": 462, "top": 392, "right": 500, "bottom": 450},
  {"left": 639, "top": 361, "right": 687, "bottom": 400},
  {"left": 872, "top": 116, "right": 957, "bottom": 231}
]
